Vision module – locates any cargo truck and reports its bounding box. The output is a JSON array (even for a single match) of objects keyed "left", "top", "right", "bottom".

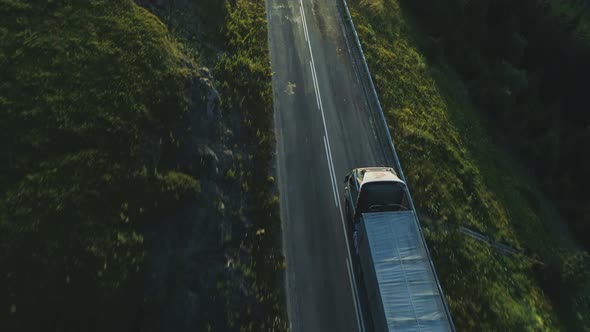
[{"left": 344, "top": 167, "right": 455, "bottom": 332}]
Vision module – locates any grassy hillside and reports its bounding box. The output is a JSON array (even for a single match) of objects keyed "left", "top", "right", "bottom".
[
  {"left": 0, "top": 0, "right": 285, "bottom": 330},
  {"left": 400, "top": 0, "right": 590, "bottom": 251},
  {"left": 0, "top": 1, "right": 200, "bottom": 329},
  {"left": 349, "top": 0, "right": 589, "bottom": 330}
]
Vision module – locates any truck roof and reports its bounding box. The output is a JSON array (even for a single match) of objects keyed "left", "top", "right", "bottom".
[
  {"left": 357, "top": 167, "right": 404, "bottom": 188},
  {"left": 360, "top": 211, "right": 452, "bottom": 331}
]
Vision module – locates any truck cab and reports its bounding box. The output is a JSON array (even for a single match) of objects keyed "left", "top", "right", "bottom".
[{"left": 344, "top": 167, "right": 409, "bottom": 227}]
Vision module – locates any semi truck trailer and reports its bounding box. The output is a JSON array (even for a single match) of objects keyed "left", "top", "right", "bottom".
[{"left": 344, "top": 167, "right": 454, "bottom": 332}]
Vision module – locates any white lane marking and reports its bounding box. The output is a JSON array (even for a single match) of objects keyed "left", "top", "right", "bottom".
[
  {"left": 323, "top": 135, "right": 339, "bottom": 207},
  {"left": 299, "top": 5, "right": 308, "bottom": 42},
  {"left": 347, "top": 258, "right": 365, "bottom": 332},
  {"left": 325, "top": 134, "right": 337, "bottom": 188},
  {"left": 310, "top": 61, "right": 320, "bottom": 109},
  {"left": 301, "top": 0, "right": 324, "bottom": 113},
  {"left": 323, "top": 135, "right": 338, "bottom": 208},
  {"left": 300, "top": 0, "right": 316, "bottom": 64},
  {"left": 311, "top": 60, "right": 320, "bottom": 108},
  {"left": 324, "top": 135, "right": 337, "bottom": 190},
  {"left": 300, "top": 1, "right": 365, "bottom": 330}
]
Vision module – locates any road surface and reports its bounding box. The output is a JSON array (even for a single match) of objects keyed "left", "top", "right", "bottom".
[{"left": 267, "top": 0, "right": 395, "bottom": 330}]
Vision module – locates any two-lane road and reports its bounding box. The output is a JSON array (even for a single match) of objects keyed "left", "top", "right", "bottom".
[{"left": 267, "top": 0, "right": 395, "bottom": 330}]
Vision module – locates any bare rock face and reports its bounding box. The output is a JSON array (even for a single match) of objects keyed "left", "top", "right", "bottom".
[
  {"left": 199, "top": 67, "right": 221, "bottom": 119},
  {"left": 172, "top": 66, "right": 226, "bottom": 180},
  {"left": 185, "top": 67, "right": 222, "bottom": 140},
  {"left": 140, "top": 61, "right": 245, "bottom": 331},
  {"left": 196, "top": 144, "right": 219, "bottom": 178}
]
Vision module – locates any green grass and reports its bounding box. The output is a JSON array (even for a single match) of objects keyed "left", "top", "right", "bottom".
[
  {"left": 212, "top": 1, "right": 287, "bottom": 329},
  {"left": 349, "top": 0, "right": 589, "bottom": 329},
  {"left": 139, "top": 0, "right": 226, "bottom": 64},
  {"left": 0, "top": 0, "right": 199, "bottom": 330}
]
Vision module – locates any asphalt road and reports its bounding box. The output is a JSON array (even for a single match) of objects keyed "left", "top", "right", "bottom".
[{"left": 267, "top": 0, "right": 395, "bottom": 330}]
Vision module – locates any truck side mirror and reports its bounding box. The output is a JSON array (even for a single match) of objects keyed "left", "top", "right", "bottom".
[{"left": 344, "top": 170, "right": 354, "bottom": 182}]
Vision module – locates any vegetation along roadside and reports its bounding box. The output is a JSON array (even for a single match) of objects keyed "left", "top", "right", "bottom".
[
  {"left": 0, "top": 0, "right": 286, "bottom": 330},
  {"left": 348, "top": 0, "right": 589, "bottom": 330}
]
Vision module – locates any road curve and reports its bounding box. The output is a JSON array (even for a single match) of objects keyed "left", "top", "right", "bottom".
[{"left": 267, "top": 0, "right": 395, "bottom": 330}]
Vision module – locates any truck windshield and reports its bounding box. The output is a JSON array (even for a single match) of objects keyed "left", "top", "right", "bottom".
[{"left": 357, "top": 181, "right": 406, "bottom": 213}]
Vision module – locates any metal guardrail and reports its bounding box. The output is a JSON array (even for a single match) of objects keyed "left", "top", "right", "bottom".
[{"left": 337, "top": 1, "right": 457, "bottom": 330}]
